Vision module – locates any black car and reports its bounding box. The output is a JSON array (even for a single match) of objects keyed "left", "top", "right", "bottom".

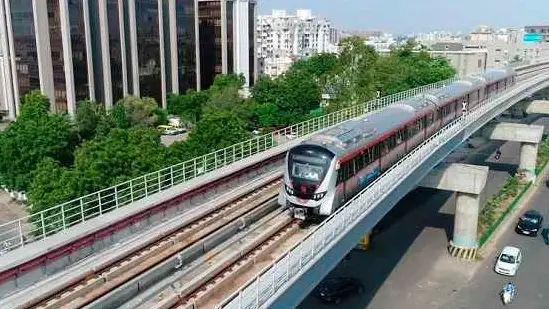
[
  {"left": 314, "top": 276, "right": 364, "bottom": 304},
  {"left": 515, "top": 210, "right": 543, "bottom": 236}
]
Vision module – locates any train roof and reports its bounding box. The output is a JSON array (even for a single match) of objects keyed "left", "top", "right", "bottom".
[
  {"left": 304, "top": 104, "right": 417, "bottom": 157},
  {"left": 299, "top": 65, "right": 517, "bottom": 159},
  {"left": 478, "top": 68, "right": 515, "bottom": 82},
  {"left": 428, "top": 80, "right": 477, "bottom": 102}
]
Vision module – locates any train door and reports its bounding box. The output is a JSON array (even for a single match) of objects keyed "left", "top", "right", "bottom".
[
  {"left": 336, "top": 164, "right": 348, "bottom": 206},
  {"left": 426, "top": 111, "right": 437, "bottom": 137}
]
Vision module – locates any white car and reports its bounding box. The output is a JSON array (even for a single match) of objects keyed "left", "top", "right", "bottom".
[{"left": 494, "top": 246, "right": 522, "bottom": 276}]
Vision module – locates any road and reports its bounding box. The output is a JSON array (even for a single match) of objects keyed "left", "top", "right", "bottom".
[
  {"left": 443, "top": 182, "right": 549, "bottom": 309},
  {"left": 297, "top": 115, "right": 549, "bottom": 309}
]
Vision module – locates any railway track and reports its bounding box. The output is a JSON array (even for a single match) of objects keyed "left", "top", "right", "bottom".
[
  {"left": 174, "top": 217, "right": 302, "bottom": 309},
  {"left": 113, "top": 209, "right": 304, "bottom": 309},
  {"left": 25, "top": 179, "right": 283, "bottom": 309}
]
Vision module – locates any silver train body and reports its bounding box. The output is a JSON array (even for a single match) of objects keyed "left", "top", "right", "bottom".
[{"left": 278, "top": 68, "right": 517, "bottom": 220}]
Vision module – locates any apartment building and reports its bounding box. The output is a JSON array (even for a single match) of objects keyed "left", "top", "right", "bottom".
[{"left": 256, "top": 9, "right": 339, "bottom": 77}]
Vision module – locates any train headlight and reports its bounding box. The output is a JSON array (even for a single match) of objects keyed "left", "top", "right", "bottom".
[
  {"left": 285, "top": 184, "right": 294, "bottom": 195},
  {"left": 312, "top": 192, "right": 326, "bottom": 201}
]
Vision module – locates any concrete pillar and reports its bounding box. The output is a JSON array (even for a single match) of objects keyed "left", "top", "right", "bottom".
[
  {"left": 525, "top": 100, "right": 549, "bottom": 115},
  {"left": 118, "top": 0, "right": 128, "bottom": 97},
  {"left": 519, "top": 142, "right": 538, "bottom": 181},
  {"left": 168, "top": 0, "right": 178, "bottom": 94},
  {"left": 453, "top": 192, "right": 481, "bottom": 248},
  {"left": 32, "top": 0, "right": 56, "bottom": 110},
  {"left": 194, "top": 0, "right": 201, "bottom": 90},
  {"left": 58, "top": 0, "right": 76, "bottom": 117},
  {"left": 0, "top": 0, "right": 16, "bottom": 119},
  {"left": 419, "top": 163, "right": 489, "bottom": 259},
  {"left": 97, "top": 0, "right": 112, "bottom": 108},
  {"left": 157, "top": 0, "right": 166, "bottom": 109},
  {"left": 482, "top": 122, "right": 544, "bottom": 182},
  {"left": 233, "top": 0, "right": 250, "bottom": 88},
  {"left": 127, "top": 0, "right": 139, "bottom": 95},
  {"left": 220, "top": 0, "right": 227, "bottom": 74},
  {"left": 82, "top": 0, "right": 95, "bottom": 102}
]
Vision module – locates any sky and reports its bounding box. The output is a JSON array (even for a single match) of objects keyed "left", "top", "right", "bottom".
[{"left": 259, "top": 0, "right": 549, "bottom": 35}]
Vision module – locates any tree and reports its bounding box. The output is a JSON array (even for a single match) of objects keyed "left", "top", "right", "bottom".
[
  {"left": 75, "top": 100, "right": 115, "bottom": 141},
  {"left": 329, "top": 36, "right": 378, "bottom": 109},
  {"left": 28, "top": 158, "right": 82, "bottom": 214},
  {"left": 167, "top": 90, "right": 209, "bottom": 126},
  {"left": 202, "top": 86, "right": 255, "bottom": 127},
  {"left": 252, "top": 69, "right": 321, "bottom": 128},
  {"left": 291, "top": 53, "right": 338, "bottom": 88},
  {"left": 252, "top": 76, "right": 282, "bottom": 106},
  {"left": 110, "top": 104, "right": 131, "bottom": 129},
  {"left": 209, "top": 73, "right": 245, "bottom": 94},
  {"left": 74, "top": 127, "right": 168, "bottom": 191},
  {"left": 114, "top": 95, "right": 159, "bottom": 127},
  {"left": 180, "top": 112, "right": 250, "bottom": 156},
  {"left": 0, "top": 91, "right": 75, "bottom": 191},
  {"left": 153, "top": 108, "right": 169, "bottom": 127}
]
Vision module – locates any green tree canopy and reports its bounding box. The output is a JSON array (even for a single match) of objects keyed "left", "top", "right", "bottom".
[
  {"left": 209, "top": 73, "right": 245, "bottom": 94},
  {"left": 171, "top": 112, "right": 250, "bottom": 159},
  {"left": 74, "top": 127, "right": 168, "bottom": 191},
  {"left": 252, "top": 67, "right": 321, "bottom": 128},
  {"left": 75, "top": 100, "right": 116, "bottom": 141},
  {"left": 27, "top": 158, "right": 82, "bottom": 213},
  {"left": 114, "top": 96, "right": 160, "bottom": 128},
  {"left": 0, "top": 91, "right": 75, "bottom": 191},
  {"left": 167, "top": 89, "right": 209, "bottom": 126}
]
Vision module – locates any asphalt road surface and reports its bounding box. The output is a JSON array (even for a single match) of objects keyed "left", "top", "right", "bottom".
[
  {"left": 297, "top": 115, "right": 549, "bottom": 309},
  {"left": 443, "top": 183, "right": 549, "bottom": 309}
]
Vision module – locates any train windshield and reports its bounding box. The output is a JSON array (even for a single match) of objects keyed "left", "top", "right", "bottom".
[
  {"left": 292, "top": 163, "right": 324, "bottom": 181},
  {"left": 288, "top": 145, "right": 334, "bottom": 183}
]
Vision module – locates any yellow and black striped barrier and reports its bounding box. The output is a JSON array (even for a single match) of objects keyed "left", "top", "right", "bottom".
[{"left": 448, "top": 241, "right": 478, "bottom": 260}]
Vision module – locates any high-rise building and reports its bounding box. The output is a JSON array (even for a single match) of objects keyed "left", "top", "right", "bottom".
[
  {"left": 256, "top": 9, "right": 339, "bottom": 77},
  {"left": 0, "top": 0, "right": 256, "bottom": 120}
]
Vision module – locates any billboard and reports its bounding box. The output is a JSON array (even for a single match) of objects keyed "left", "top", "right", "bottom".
[{"left": 524, "top": 33, "right": 543, "bottom": 43}]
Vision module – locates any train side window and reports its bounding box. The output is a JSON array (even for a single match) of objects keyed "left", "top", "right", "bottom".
[
  {"left": 373, "top": 144, "right": 381, "bottom": 160},
  {"left": 355, "top": 152, "right": 365, "bottom": 171},
  {"left": 342, "top": 163, "right": 351, "bottom": 181},
  {"left": 387, "top": 135, "right": 397, "bottom": 150},
  {"left": 367, "top": 148, "right": 374, "bottom": 165}
]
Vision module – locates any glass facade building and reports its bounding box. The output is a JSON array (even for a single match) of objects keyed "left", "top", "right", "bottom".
[
  {"left": 198, "top": 0, "right": 222, "bottom": 89},
  {"left": 9, "top": 1, "right": 39, "bottom": 105},
  {"left": 0, "top": 0, "right": 256, "bottom": 119}
]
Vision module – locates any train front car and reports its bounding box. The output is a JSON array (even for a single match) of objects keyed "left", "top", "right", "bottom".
[{"left": 279, "top": 144, "right": 336, "bottom": 220}]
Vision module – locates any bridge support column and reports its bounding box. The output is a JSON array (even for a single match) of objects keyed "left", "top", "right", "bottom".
[
  {"left": 519, "top": 141, "right": 538, "bottom": 182},
  {"left": 481, "top": 122, "right": 544, "bottom": 182},
  {"left": 419, "top": 163, "right": 489, "bottom": 260}
]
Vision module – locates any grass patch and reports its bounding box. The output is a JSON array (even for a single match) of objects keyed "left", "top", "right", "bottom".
[{"left": 478, "top": 136, "right": 549, "bottom": 247}]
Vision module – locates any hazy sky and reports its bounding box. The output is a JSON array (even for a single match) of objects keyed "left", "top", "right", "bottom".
[{"left": 259, "top": 0, "right": 549, "bottom": 34}]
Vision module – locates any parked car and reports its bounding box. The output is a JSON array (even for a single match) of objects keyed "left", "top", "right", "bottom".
[
  {"left": 542, "top": 227, "right": 549, "bottom": 245},
  {"left": 314, "top": 276, "right": 364, "bottom": 304},
  {"left": 515, "top": 210, "right": 543, "bottom": 236},
  {"left": 494, "top": 246, "right": 522, "bottom": 276}
]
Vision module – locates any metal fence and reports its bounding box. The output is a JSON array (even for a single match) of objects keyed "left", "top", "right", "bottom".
[
  {"left": 0, "top": 76, "right": 460, "bottom": 253},
  {"left": 214, "top": 71, "right": 549, "bottom": 309}
]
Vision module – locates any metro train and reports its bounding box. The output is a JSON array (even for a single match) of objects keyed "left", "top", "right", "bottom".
[{"left": 278, "top": 67, "right": 517, "bottom": 220}]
